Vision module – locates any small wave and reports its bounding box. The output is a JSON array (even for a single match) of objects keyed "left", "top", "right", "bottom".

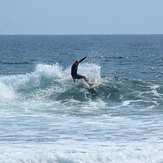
[{"left": 0, "top": 61, "right": 30, "bottom": 65}]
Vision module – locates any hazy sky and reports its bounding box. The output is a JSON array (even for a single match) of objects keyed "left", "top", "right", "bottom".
[{"left": 1, "top": 0, "right": 163, "bottom": 35}]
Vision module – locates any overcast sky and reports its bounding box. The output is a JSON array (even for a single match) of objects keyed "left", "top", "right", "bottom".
[{"left": 1, "top": 0, "right": 163, "bottom": 35}]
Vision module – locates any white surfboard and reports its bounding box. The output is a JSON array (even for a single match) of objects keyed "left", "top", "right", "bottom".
[{"left": 84, "top": 82, "right": 101, "bottom": 89}]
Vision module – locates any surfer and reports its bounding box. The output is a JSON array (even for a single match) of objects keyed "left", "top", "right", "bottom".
[{"left": 71, "top": 55, "right": 93, "bottom": 87}]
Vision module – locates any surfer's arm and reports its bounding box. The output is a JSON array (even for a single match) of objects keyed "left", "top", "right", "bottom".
[{"left": 79, "top": 55, "right": 87, "bottom": 63}]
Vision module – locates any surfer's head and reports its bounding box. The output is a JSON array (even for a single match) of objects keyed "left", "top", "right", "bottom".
[{"left": 75, "top": 60, "right": 80, "bottom": 65}]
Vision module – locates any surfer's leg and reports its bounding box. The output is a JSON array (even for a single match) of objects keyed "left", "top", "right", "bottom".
[
  {"left": 82, "top": 76, "right": 88, "bottom": 83},
  {"left": 76, "top": 74, "right": 93, "bottom": 87},
  {"left": 83, "top": 76, "right": 94, "bottom": 87},
  {"left": 75, "top": 74, "right": 89, "bottom": 83}
]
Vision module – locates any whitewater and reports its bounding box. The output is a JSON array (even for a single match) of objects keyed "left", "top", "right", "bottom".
[{"left": 0, "top": 35, "right": 163, "bottom": 163}]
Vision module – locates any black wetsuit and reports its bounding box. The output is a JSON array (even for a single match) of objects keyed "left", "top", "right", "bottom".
[{"left": 71, "top": 56, "right": 87, "bottom": 79}]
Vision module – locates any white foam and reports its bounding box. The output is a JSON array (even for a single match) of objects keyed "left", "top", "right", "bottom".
[
  {"left": 150, "top": 84, "right": 162, "bottom": 97},
  {"left": 34, "top": 63, "right": 64, "bottom": 79},
  {"left": 0, "top": 82, "right": 15, "bottom": 102},
  {"left": 0, "top": 144, "right": 163, "bottom": 163}
]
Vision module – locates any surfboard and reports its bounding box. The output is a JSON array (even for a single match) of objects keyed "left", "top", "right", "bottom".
[{"left": 84, "top": 82, "right": 101, "bottom": 89}]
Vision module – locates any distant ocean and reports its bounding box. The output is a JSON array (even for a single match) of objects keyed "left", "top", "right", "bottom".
[{"left": 0, "top": 35, "right": 163, "bottom": 163}]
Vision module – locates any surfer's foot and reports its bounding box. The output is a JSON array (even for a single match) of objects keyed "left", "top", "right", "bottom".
[{"left": 89, "top": 83, "right": 94, "bottom": 87}]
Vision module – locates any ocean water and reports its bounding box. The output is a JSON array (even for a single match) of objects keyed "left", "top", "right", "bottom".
[{"left": 0, "top": 35, "right": 163, "bottom": 163}]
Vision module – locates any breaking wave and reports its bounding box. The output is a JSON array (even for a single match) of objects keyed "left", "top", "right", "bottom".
[{"left": 0, "top": 63, "right": 163, "bottom": 116}]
